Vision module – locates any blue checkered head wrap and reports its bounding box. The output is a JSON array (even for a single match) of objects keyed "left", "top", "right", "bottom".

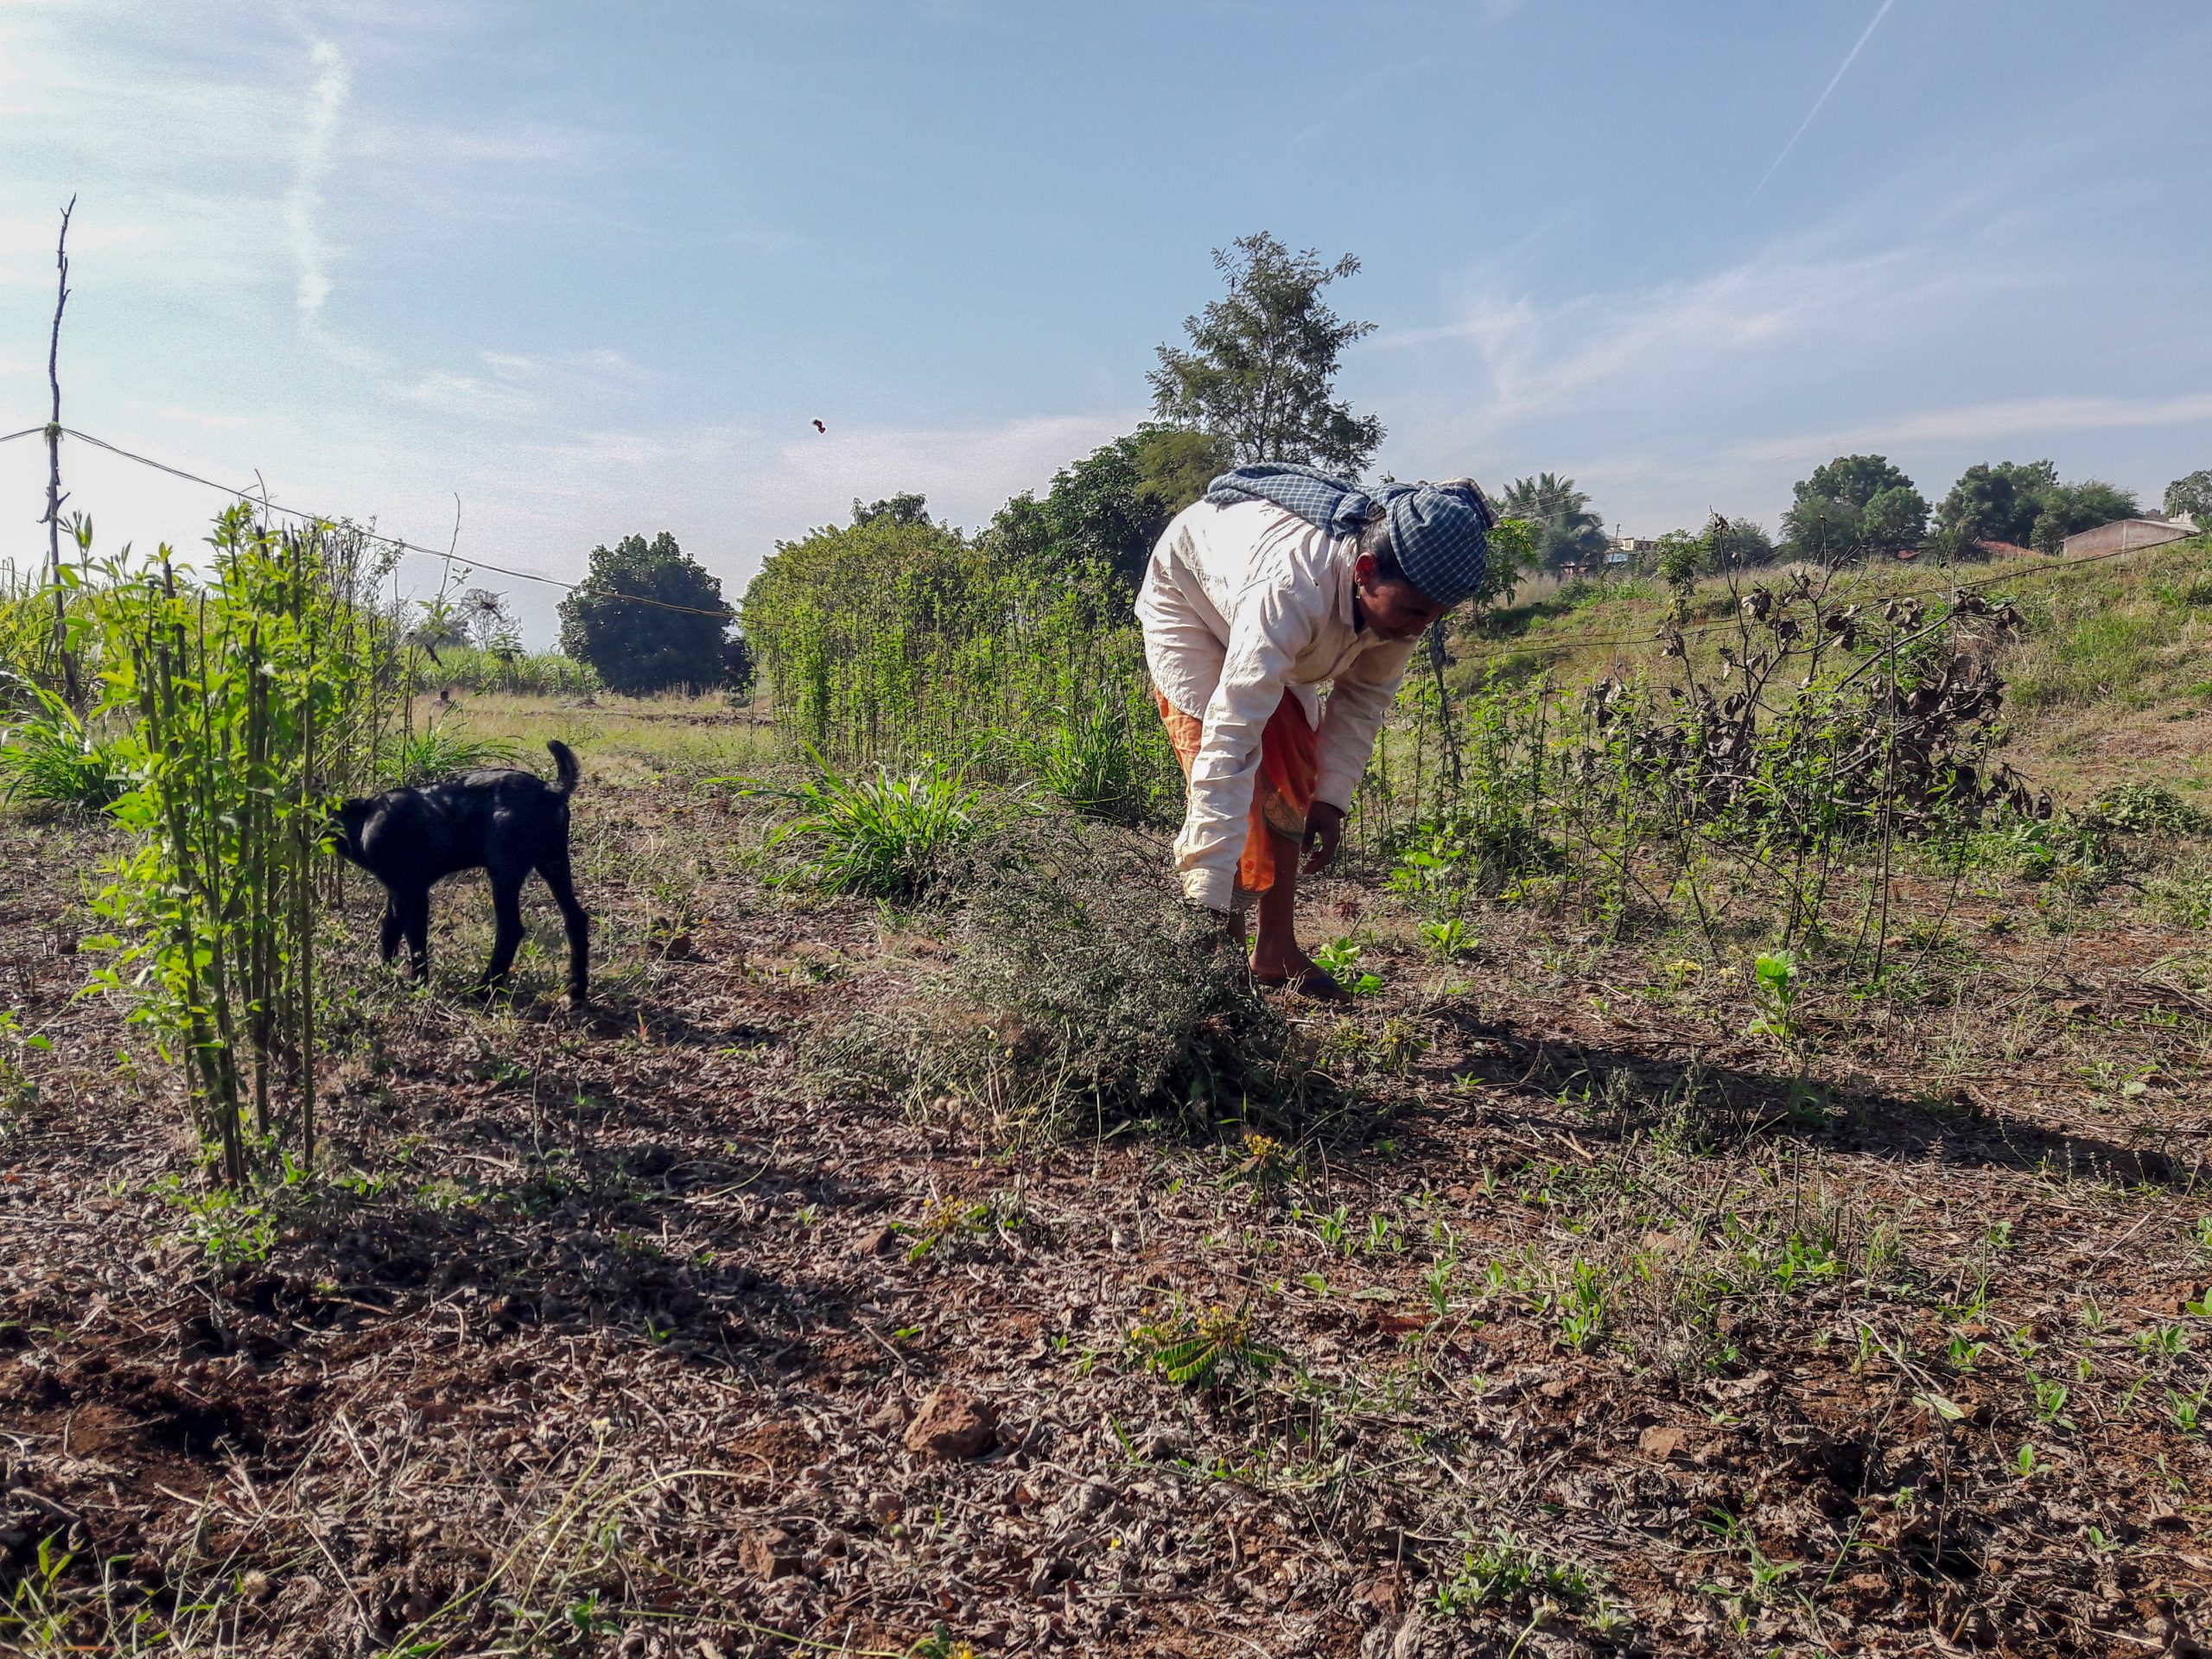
[{"left": 1201, "top": 463, "right": 1497, "bottom": 607}]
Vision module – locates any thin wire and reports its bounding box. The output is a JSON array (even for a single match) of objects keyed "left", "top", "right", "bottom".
[
  {"left": 17, "top": 422, "right": 2198, "bottom": 652},
  {"left": 53, "top": 425, "right": 747, "bottom": 622}
]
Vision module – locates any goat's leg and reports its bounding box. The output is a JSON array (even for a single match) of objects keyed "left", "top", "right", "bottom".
[
  {"left": 378, "top": 894, "right": 403, "bottom": 964},
  {"left": 479, "top": 868, "right": 526, "bottom": 991},
  {"left": 537, "top": 854, "right": 590, "bottom": 1001},
  {"left": 400, "top": 888, "right": 432, "bottom": 982}
]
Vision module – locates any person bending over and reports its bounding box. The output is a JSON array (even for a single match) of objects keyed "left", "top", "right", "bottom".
[{"left": 1136, "top": 464, "right": 1496, "bottom": 999}]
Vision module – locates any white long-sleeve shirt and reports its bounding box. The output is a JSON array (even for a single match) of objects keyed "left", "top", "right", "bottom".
[{"left": 1135, "top": 499, "right": 1418, "bottom": 911}]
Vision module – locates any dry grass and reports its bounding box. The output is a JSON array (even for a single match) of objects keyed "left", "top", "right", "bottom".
[{"left": 5, "top": 630, "right": 2212, "bottom": 1656}]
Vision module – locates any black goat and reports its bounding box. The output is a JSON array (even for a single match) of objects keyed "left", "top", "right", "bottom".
[{"left": 334, "top": 740, "right": 589, "bottom": 1001}]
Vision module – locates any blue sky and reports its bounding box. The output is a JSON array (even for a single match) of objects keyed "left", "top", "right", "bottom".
[{"left": 3, "top": 0, "right": 2207, "bottom": 642}]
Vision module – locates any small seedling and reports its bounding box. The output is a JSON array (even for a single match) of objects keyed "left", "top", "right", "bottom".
[
  {"left": 1433, "top": 1527, "right": 1597, "bottom": 1617},
  {"left": 2169, "top": 1389, "right": 2208, "bottom": 1434},
  {"left": 2031, "top": 1375, "right": 2075, "bottom": 1430},
  {"left": 1747, "top": 950, "right": 1802, "bottom": 1049},
  {"left": 1421, "top": 916, "right": 1476, "bottom": 958},
  {"left": 1128, "top": 1300, "right": 1284, "bottom": 1389},
  {"left": 904, "top": 1194, "right": 997, "bottom": 1262}
]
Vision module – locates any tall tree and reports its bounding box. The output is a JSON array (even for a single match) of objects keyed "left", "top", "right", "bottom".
[
  {"left": 1859, "top": 484, "right": 1930, "bottom": 555},
  {"left": 1786, "top": 454, "right": 1918, "bottom": 559},
  {"left": 987, "top": 426, "right": 1233, "bottom": 594},
  {"left": 2030, "top": 479, "right": 2139, "bottom": 550},
  {"left": 1150, "top": 232, "right": 1383, "bottom": 475},
  {"left": 1132, "top": 425, "right": 1234, "bottom": 517},
  {"left": 1711, "top": 517, "right": 1776, "bottom": 569},
  {"left": 1781, "top": 493, "right": 1862, "bottom": 561},
  {"left": 1936, "top": 460, "right": 2058, "bottom": 547},
  {"left": 2168, "top": 469, "right": 2212, "bottom": 525},
  {"left": 557, "top": 531, "right": 736, "bottom": 696},
  {"left": 853, "top": 493, "right": 931, "bottom": 527},
  {"left": 1036, "top": 436, "right": 1160, "bottom": 591},
  {"left": 1796, "top": 454, "right": 1915, "bottom": 512},
  {"left": 457, "top": 587, "right": 518, "bottom": 653},
  {"left": 1497, "top": 473, "right": 1606, "bottom": 571}
]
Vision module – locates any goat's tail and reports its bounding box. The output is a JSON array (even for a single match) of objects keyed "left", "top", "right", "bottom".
[{"left": 547, "top": 740, "right": 582, "bottom": 797}]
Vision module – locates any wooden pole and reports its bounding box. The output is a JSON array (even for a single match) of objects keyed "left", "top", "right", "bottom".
[{"left": 42, "top": 195, "right": 79, "bottom": 706}]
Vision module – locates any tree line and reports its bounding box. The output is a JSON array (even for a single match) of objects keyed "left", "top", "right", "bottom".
[{"left": 544, "top": 232, "right": 2208, "bottom": 696}]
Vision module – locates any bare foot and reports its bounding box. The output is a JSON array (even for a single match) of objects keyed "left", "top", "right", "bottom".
[{"left": 1249, "top": 950, "right": 1351, "bottom": 1001}]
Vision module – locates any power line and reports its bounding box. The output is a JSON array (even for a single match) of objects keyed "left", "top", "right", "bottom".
[
  {"left": 39, "top": 424, "right": 749, "bottom": 623},
  {"left": 7, "top": 421, "right": 2199, "bottom": 653}
]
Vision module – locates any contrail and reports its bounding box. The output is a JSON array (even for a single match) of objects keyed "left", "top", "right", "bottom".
[
  {"left": 1749, "top": 0, "right": 1897, "bottom": 203},
  {"left": 287, "top": 38, "right": 349, "bottom": 328}
]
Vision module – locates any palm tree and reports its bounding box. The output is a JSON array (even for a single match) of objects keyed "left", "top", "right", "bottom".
[{"left": 1498, "top": 474, "right": 1608, "bottom": 572}]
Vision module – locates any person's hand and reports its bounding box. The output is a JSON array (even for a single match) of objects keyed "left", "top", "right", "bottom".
[{"left": 1303, "top": 801, "right": 1346, "bottom": 874}]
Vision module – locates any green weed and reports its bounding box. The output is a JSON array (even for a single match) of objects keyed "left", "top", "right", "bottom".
[
  {"left": 1128, "top": 1299, "right": 1284, "bottom": 1389},
  {"left": 0, "top": 674, "right": 128, "bottom": 809},
  {"left": 1433, "top": 1526, "right": 1600, "bottom": 1618},
  {"left": 742, "top": 747, "right": 984, "bottom": 899},
  {"left": 385, "top": 719, "right": 518, "bottom": 785}
]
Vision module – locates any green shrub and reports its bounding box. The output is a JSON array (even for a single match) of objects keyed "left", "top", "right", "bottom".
[
  {"left": 2088, "top": 783, "right": 2211, "bottom": 837},
  {"left": 741, "top": 511, "right": 1147, "bottom": 773},
  {"left": 386, "top": 721, "right": 519, "bottom": 786},
  {"left": 1005, "top": 697, "right": 1167, "bottom": 823},
  {"left": 0, "top": 677, "right": 128, "bottom": 810},
  {"left": 1434, "top": 1526, "right": 1600, "bottom": 1618},
  {"left": 744, "top": 748, "right": 985, "bottom": 899},
  {"left": 410, "top": 645, "right": 602, "bottom": 698}
]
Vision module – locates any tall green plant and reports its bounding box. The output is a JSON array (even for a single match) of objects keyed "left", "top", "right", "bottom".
[
  {"left": 742, "top": 512, "right": 1165, "bottom": 781},
  {"left": 83, "top": 507, "right": 402, "bottom": 1184}
]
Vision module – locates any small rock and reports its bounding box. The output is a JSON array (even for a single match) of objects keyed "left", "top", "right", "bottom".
[
  {"left": 852, "top": 1225, "right": 896, "bottom": 1256},
  {"left": 904, "top": 1384, "right": 995, "bottom": 1459},
  {"left": 1639, "top": 1424, "right": 1688, "bottom": 1460},
  {"left": 740, "top": 1527, "right": 801, "bottom": 1581},
  {"left": 868, "top": 1396, "right": 908, "bottom": 1433}
]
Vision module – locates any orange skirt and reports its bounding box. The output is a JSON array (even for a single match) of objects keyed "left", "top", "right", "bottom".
[{"left": 1156, "top": 689, "right": 1319, "bottom": 895}]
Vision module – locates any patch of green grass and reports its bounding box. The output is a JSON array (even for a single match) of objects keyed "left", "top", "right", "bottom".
[
  {"left": 385, "top": 720, "right": 520, "bottom": 785},
  {"left": 0, "top": 676, "right": 129, "bottom": 810},
  {"left": 738, "top": 747, "right": 985, "bottom": 899},
  {"left": 1433, "top": 1525, "right": 1603, "bottom": 1618}
]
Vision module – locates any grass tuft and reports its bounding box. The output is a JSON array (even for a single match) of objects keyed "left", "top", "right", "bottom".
[
  {"left": 386, "top": 720, "right": 520, "bottom": 786},
  {"left": 740, "top": 747, "right": 986, "bottom": 899},
  {"left": 0, "top": 676, "right": 129, "bottom": 810}
]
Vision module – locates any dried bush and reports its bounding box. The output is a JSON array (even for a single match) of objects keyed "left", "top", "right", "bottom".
[
  {"left": 1588, "top": 583, "right": 2044, "bottom": 840},
  {"left": 815, "top": 818, "right": 1329, "bottom": 1143}
]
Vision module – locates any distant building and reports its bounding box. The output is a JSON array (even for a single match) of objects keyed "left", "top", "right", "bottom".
[
  {"left": 1973, "top": 540, "right": 2035, "bottom": 560},
  {"left": 2059, "top": 516, "right": 2196, "bottom": 559}
]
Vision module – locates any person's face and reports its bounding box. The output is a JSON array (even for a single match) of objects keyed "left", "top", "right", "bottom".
[{"left": 1352, "top": 552, "right": 1448, "bottom": 641}]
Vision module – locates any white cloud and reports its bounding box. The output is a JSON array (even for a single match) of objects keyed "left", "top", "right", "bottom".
[
  {"left": 1375, "top": 237, "right": 2012, "bottom": 454},
  {"left": 510, "top": 408, "right": 1135, "bottom": 545},
  {"left": 286, "top": 38, "right": 350, "bottom": 329}
]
